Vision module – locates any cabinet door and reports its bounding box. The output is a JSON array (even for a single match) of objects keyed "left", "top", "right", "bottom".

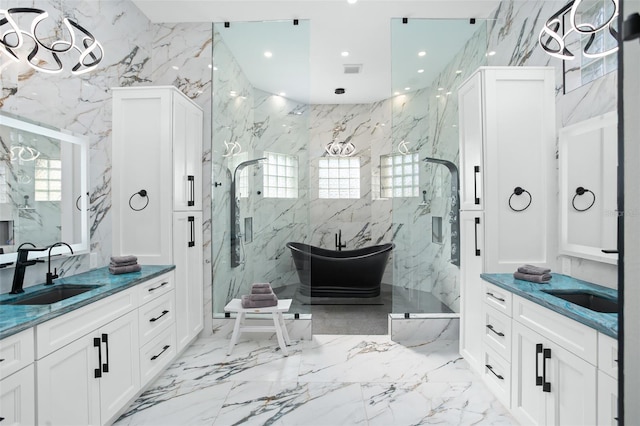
[
  {"left": 459, "top": 211, "right": 484, "bottom": 372},
  {"left": 173, "top": 93, "right": 203, "bottom": 211},
  {"left": 483, "top": 68, "right": 556, "bottom": 273},
  {"left": 99, "top": 310, "right": 140, "bottom": 425},
  {"left": 112, "top": 88, "right": 174, "bottom": 264},
  {"left": 0, "top": 365, "right": 35, "bottom": 426},
  {"left": 597, "top": 370, "right": 618, "bottom": 426},
  {"left": 37, "top": 335, "right": 101, "bottom": 426},
  {"left": 545, "top": 337, "right": 597, "bottom": 426},
  {"left": 511, "top": 321, "right": 546, "bottom": 426},
  {"left": 458, "top": 72, "right": 484, "bottom": 210},
  {"left": 174, "top": 211, "right": 204, "bottom": 352}
]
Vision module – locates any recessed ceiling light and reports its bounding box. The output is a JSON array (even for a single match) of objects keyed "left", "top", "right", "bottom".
[
  {"left": 446, "top": 91, "right": 452, "bottom": 95},
  {"left": 172, "top": 65, "right": 179, "bottom": 70},
  {"left": 229, "top": 91, "right": 237, "bottom": 97},
  {"left": 436, "top": 95, "right": 441, "bottom": 98},
  {"left": 455, "top": 70, "right": 462, "bottom": 74},
  {"left": 279, "top": 92, "right": 286, "bottom": 97},
  {"left": 213, "top": 66, "right": 218, "bottom": 71},
  {"left": 264, "top": 51, "right": 273, "bottom": 58},
  {"left": 417, "top": 69, "right": 424, "bottom": 73},
  {"left": 487, "top": 51, "right": 496, "bottom": 56},
  {"left": 341, "top": 51, "right": 349, "bottom": 57},
  {"left": 418, "top": 51, "right": 426, "bottom": 57},
  {"left": 347, "top": 0, "right": 357, "bottom": 4},
  {"left": 404, "top": 87, "right": 411, "bottom": 91},
  {"left": 208, "top": 64, "right": 212, "bottom": 69},
  {"left": 438, "top": 87, "right": 444, "bottom": 91}
]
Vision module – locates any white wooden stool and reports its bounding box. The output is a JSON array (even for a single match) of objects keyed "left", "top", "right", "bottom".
[{"left": 223, "top": 298, "right": 292, "bottom": 356}]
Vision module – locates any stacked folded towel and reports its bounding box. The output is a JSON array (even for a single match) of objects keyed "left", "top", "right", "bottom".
[
  {"left": 513, "top": 264, "right": 552, "bottom": 283},
  {"left": 109, "top": 255, "right": 141, "bottom": 275},
  {"left": 241, "top": 283, "right": 278, "bottom": 308}
]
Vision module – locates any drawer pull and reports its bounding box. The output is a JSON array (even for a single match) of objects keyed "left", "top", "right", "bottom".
[
  {"left": 0, "top": 416, "right": 5, "bottom": 422},
  {"left": 542, "top": 348, "right": 551, "bottom": 392},
  {"left": 150, "top": 310, "right": 170, "bottom": 322},
  {"left": 486, "top": 292, "right": 505, "bottom": 302},
  {"left": 151, "top": 344, "right": 170, "bottom": 361},
  {"left": 148, "top": 281, "right": 169, "bottom": 292},
  {"left": 102, "top": 333, "right": 110, "bottom": 373},
  {"left": 486, "top": 324, "right": 505, "bottom": 337},
  {"left": 535, "top": 343, "right": 543, "bottom": 386},
  {"left": 485, "top": 364, "right": 504, "bottom": 380},
  {"left": 94, "top": 337, "right": 102, "bottom": 378},
  {"left": 0, "top": 358, "right": 4, "bottom": 362}
]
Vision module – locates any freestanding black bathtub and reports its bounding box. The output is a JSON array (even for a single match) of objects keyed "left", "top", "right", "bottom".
[{"left": 286, "top": 242, "right": 394, "bottom": 298}]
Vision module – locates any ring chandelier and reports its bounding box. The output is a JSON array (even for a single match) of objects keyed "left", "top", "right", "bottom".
[
  {"left": 538, "top": 0, "right": 619, "bottom": 60},
  {"left": 0, "top": 7, "right": 104, "bottom": 75}
]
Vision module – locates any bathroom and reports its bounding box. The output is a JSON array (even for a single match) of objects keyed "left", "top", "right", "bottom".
[{"left": 0, "top": 0, "right": 637, "bottom": 424}]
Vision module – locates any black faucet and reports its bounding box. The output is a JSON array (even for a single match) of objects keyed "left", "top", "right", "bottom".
[
  {"left": 335, "top": 230, "right": 346, "bottom": 251},
  {"left": 10, "top": 243, "right": 47, "bottom": 294},
  {"left": 46, "top": 242, "right": 74, "bottom": 285}
]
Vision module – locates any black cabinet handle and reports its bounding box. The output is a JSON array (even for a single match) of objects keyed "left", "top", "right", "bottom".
[
  {"left": 0, "top": 416, "right": 5, "bottom": 422},
  {"left": 485, "top": 364, "right": 504, "bottom": 380},
  {"left": 474, "top": 165, "right": 481, "bottom": 204},
  {"left": 94, "top": 337, "right": 102, "bottom": 378},
  {"left": 486, "top": 292, "right": 505, "bottom": 302},
  {"left": 535, "top": 343, "right": 543, "bottom": 386},
  {"left": 542, "top": 348, "right": 551, "bottom": 392},
  {"left": 101, "top": 334, "right": 110, "bottom": 373},
  {"left": 150, "top": 310, "right": 169, "bottom": 322},
  {"left": 188, "top": 216, "right": 195, "bottom": 247},
  {"left": 188, "top": 175, "right": 195, "bottom": 207},
  {"left": 148, "top": 281, "right": 169, "bottom": 292},
  {"left": 151, "top": 345, "right": 170, "bottom": 361},
  {"left": 486, "top": 324, "right": 505, "bottom": 337},
  {"left": 0, "top": 358, "right": 4, "bottom": 362},
  {"left": 474, "top": 217, "right": 481, "bottom": 256}
]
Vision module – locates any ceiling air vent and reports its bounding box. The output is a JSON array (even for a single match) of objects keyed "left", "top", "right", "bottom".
[{"left": 343, "top": 64, "right": 362, "bottom": 74}]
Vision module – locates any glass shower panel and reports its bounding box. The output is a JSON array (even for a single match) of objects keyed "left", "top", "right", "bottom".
[
  {"left": 389, "top": 18, "right": 488, "bottom": 315},
  {"left": 211, "top": 20, "right": 310, "bottom": 317}
]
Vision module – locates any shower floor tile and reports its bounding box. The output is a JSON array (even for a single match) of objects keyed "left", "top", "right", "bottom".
[
  {"left": 275, "top": 283, "right": 454, "bottom": 335},
  {"left": 115, "top": 335, "right": 516, "bottom": 426}
]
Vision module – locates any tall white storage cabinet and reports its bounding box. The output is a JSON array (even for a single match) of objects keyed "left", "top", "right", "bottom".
[
  {"left": 112, "top": 86, "right": 204, "bottom": 353},
  {"left": 458, "top": 67, "right": 556, "bottom": 372}
]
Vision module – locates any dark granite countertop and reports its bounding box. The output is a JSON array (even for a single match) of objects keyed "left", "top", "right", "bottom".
[
  {"left": 0, "top": 265, "right": 175, "bottom": 340},
  {"left": 481, "top": 273, "right": 618, "bottom": 339}
]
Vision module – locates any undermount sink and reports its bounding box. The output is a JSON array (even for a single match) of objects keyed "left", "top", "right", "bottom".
[
  {"left": 1, "top": 285, "right": 102, "bottom": 305},
  {"left": 542, "top": 290, "right": 618, "bottom": 313}
]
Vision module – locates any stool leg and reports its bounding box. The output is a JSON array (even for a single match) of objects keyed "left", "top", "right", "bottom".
[
  {"left": 227, "top": 311, "right": 244, "bottom": 356},
  {"left": 278, "top": 312, "right": 291, "bottom": 345},
  {"left": 272, "top": 312, "right": 288, "bottom": 356}
]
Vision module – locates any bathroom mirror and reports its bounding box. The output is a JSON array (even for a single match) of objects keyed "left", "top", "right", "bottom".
[
  {"left": 0, "top": 114, "right": 89, "bottom": 265},
  {"left": 559, "top": 111, "right": 618, "bottom": 264}
]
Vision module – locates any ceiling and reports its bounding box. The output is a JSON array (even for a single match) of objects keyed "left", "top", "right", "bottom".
[{"left": 132, "top": 0, "right": 501, "bottom": 104}]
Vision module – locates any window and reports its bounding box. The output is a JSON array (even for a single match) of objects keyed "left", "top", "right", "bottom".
[
  {"left": 318, "top": 157, "right": 360, "bottom": 199},
  {"left": 263, "top": 152, "right": 298, "bottom": 198},
  {"left": 380, "top": 153, "right": 420, "bottom": 198},
  {"left": 34, "top": 158, "right": 62, "bottom": 201}
]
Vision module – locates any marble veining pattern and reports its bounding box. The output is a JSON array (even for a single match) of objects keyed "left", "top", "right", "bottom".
[{"left": 115, "top": 335, "right": 516, "bottom": 425}]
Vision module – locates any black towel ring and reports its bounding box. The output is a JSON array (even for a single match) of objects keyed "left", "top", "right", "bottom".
[
  {"left": 75, "top": 192, "right": 89, "bottom": 211},
  {"left": 129, "top": 189, "right": 149, "bottom": 211},
  {"left": 508, "top": 187, "right": 532, "bottom": 212},
  {"left": 572, "top": 187, "right": 596, "bottom": 212}
]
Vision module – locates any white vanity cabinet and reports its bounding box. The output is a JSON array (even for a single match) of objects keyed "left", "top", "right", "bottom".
[
  {"left": 112, "top": 86, "right": 204, "bottom": 354},
  {"left": 597, "top": 333, "right": 618, "bottom": 425},
  {"left": 559, "top": 111, "right": 618, "bottom": 264},
  {"left": 458, "top": 67, "right": 557, "bottom": 273},
  {"left": 0, "top": 329, "right": 35, "bottom": 425},
  {"left": 36, "top": 289, "right": 140, "bottom": 426},
  {"left": 511, "top": 295, "right": 598, "bottom": 426}
]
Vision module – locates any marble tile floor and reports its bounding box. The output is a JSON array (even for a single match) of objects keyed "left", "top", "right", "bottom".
[{"left": 115, "top": 335, "right": 517, "bottom": 426}]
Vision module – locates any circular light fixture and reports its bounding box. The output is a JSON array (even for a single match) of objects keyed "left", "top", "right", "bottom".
[
  {"left": 335, "top": 88, "right": 346, "bottom": 94},
  {"left": 347, "top": 0, "right": 358, "bottom": 4},
  {"left": 264, "top": 51, "right": 273, "bottom": 58},
  {"left": 279, "top": 92, "right": 286, "bottom": 96},
  {"left": 487, "top": 51, "right": 496, "bottom": 56},
  {"left": 418, "top": 51, "right": 426, "bottom": 57},
  {"left": 417, "top": 69, "right": 424, "bottom": 73},
  {"left": 341, "top": 51, "right": 349, "bottom": 57}
]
